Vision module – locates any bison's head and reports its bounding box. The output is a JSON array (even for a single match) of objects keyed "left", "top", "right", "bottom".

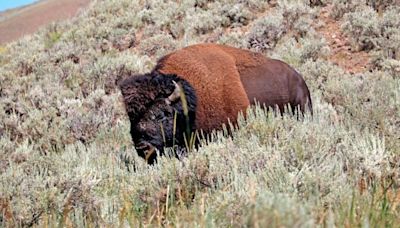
[{"left": 119, "top": 72, "right": 197, "bottom": 164}]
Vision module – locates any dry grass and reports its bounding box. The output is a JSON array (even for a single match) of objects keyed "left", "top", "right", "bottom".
[{"left": 0, "top": 0, "right": 399, "bottom": 226}]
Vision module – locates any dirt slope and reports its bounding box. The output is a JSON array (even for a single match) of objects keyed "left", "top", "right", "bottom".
[
  {"left": 0, "top": 0, "right": 91, "bottom": 45},
  {"left": 0, "top": 1, "right": 370, "bottom": 74},
  {"left": 315, "top": 4, "right": 370, "bottom": 74}
]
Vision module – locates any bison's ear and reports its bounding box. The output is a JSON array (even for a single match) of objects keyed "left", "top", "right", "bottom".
[{"left": 165, "top": 81, "right": 181, "bottom": 105}]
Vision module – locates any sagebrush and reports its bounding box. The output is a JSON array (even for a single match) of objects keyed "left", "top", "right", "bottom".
[{"left": 0, "top": 0, "right": 399, "bottom": 227}]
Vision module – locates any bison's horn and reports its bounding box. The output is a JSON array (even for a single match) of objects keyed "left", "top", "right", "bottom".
[{"left": 166, "top": 81, "right": 181, "bottom": 104}]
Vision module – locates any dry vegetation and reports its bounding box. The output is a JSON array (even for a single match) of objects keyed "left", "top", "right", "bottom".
[{"left": 0, "top": 0, "right": 399, "bottom": 227}]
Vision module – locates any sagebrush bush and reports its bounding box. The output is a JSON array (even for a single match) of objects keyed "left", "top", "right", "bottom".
[
  {"left": 307, "top": 0, "right": 326, "bottom": 7},
  {"left": 341, "top": 6, "right": 380, "bottom": 51},
  {"left": 272, "top": 33, "right": 330, "bottom": 66},
  {"left": 299, "top": 59, "right": 347, "bottom": 91},
  {"left": 137, "top": 33, "right": 179, "bottom": 57},
  {"left": 137, "top": 1, "right": 189, "bottom": 38},
  {"left": 247, "top": 12, "right": 286, "bottom": 52},
  {"left": 342, "top": 5, "right": 400, "bottom": 53},
  {"left": 279, "top": 0, "right": 315, "bottom": 29},
  {"left": 217, "top": 29, "right": 247, "bottom": 48},
  {"left": 377, "top": 7, "right": 400, "bottom": 60},
  {"left": 0, "top": 0, "right": 399, "bottom": 227},
  {"left": 247, "top": 1, "right": 315, "bottom": 52},
  {"left": 187, "top": 8, "right": 224, "bottom": 35},
  {"left": 371, "top": 56, "right": 400, "bottom": 78},
  {"left": 366, "top": 0, "right": 400, "bottom": 12},
  {"left": 219, "top": 2, "right": 254, "bottom": 27},
  {"left": 331, "top": 0, "right": 365, "bottom": 19}
]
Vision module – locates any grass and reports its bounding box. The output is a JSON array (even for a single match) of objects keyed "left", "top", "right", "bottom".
[{"left": 0, "top": 0, "right": 399, "bottom": 227}]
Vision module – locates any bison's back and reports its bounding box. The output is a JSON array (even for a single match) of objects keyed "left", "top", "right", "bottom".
[
  {"left": 155, "top": 43, "right": 311, "bottom": 132},
  {"left": 211, "top": 44, "right": 312, "bottom": 114},
  {"left": 156, "top": 44, "right": 250, "bottom": 133},
  {"left": 238, "top": 59, "right": 310, "bottom": 112}
]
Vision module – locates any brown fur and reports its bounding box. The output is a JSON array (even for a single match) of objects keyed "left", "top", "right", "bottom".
[{"left": 155, "top": 43, "right": 312, "bottom": 133}]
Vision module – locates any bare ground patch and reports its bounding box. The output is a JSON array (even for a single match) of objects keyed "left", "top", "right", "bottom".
[
  {"left": 0, "top": 0, "right": 91, "bottom": 45},
  {"left": 315, "top": 4, "right": 371, "bottom": 74}
]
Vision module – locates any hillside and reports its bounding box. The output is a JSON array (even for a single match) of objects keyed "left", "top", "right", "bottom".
[
  {"left": 0, "top": 0, "right": 399, "bottom": 226},
  {"left": 0, "top": 0, "right": 90, "bottom": 44}
]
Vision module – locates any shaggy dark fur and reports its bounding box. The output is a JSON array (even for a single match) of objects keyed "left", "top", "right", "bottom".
[{"left": 119, "top": 72, "right": 196, "bottom": 164}]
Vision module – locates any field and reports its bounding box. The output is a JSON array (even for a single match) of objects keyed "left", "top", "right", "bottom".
[{"left": 0, "top": 0, "right": 399, "bottom": 227}]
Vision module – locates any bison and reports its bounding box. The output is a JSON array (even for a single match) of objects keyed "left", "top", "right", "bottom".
[{"left": 119, "top": 43, "right": 312, "bottom": 164}]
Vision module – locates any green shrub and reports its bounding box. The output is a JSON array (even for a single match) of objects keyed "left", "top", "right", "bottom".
[
  {"left": 299, "top": 59, "right": 347, "bottom": 91},
  {"left": 342, "top": 5, "right": 400, "bottom": 63},
  {"left": 0, "top": 0, "right": 399, "bottom": 226},
  {"left": 137, "top": 33, "right": 179, "bottom": 57},
  {"left": 219, "top": 3, "right": 254, "bottom": 27},
  {"left": 366, "top": 0, "right": 400, "bottom": 12},
  {"left": 279, "top": 0, "right": 315, "bottom": 29},
  {"left": 217, "top": 29, "right": 247, "bottom": 48},
  {"left": 273, "top": 33, "right": 330, "bottom": 66},
  {"left": 331, "top": 0, "right": 365, "bottom": 19},
  {"left": 187, "top": 8, "right": 224, "bottom": 35},
  {"left": 371, "top": 53, "right": 400, "bottom": 78},
  {"left": 247, "top": 1, "right": 314, "bottom": 52},
  {"left": 247, "top": 12, "right": 286, "bottom": 52},
  {"left": 137, "top": 1, "right": 187, "bottom": 37},
  {"left": 341, "top": 6, "right": 380, "bottom": 51},
  {"left": 377, "top": 7, "right": 400, "bottom": 60},
  {"left": 44, "top": 24, "right": 63, "bottom": 49},
  {"left": 307, "top": 0, "right": 326, "bottom": 7}
]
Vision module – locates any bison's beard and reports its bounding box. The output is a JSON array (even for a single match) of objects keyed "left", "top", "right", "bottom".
[
  {"left": 134, "top": 128, "right": 195, "bottom": 165},
  {"left": 135, "top": 140, "right": 161, "bottom": 165}
]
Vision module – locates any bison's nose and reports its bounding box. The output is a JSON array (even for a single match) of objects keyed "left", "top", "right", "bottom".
[{"left": 136, "top": 141, "right": 157, "bottom": 162}]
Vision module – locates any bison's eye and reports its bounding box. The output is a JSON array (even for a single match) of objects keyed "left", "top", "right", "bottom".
[
  {"left": 156, "top": 113, "right": 166, "bottom": 120},
  {"left": 159, "top": 117, "right": 167, "bottom": 122}
]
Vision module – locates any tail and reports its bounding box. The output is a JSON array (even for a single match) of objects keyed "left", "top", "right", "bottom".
[{"left": 306, "top": 92, "right": 313, "bottom": 117}]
